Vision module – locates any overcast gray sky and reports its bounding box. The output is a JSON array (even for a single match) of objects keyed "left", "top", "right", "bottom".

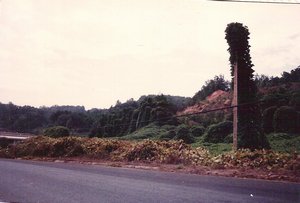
[{"left": 0, "top": 0, "right": 299, "bottom": 109}]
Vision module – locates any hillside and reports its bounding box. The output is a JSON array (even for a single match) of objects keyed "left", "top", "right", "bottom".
[
  {"left": 0, "top": 66, "right": 299, "bottom": 147},
  {"left": 177, "top": 90, "right": 232, "bottom": 116},
  {"left": 178, "top": 81, "right": 300, "bottom": 116}
]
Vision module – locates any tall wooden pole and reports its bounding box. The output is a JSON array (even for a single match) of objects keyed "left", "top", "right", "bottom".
[{"left": 233, "top": 61, "right": 238, "bottom": 151}]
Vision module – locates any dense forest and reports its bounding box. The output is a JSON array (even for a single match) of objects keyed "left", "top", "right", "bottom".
[
  {"left": 0, "top": 66, "right": 299, "bottom": 141},
  {"left": 0, "top": 94, "right": 190, "bottom": 136}
]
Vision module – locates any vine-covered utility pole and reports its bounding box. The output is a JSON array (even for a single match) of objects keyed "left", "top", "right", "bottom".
[{"left": 225, "top": 22, "right": 269, "bottom": 150}]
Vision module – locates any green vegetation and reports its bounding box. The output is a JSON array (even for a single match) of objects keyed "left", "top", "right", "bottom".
[
  {"left": 121, "top": 124, "right": 195, "bottom": 144},
  {"left": 0, "top": 136, "right": 298, "bottom": 175},
  {"left": 120, "top": 124, "right": 172, "bottom": 140},
  {"left": 174, "top": 124, "right": 195, "bottom": 144},
  {"left": 203, "top": 143, "right": 232, "bottom": 156},
  {"left": 1, "top": 24, "right": 299, "bottom": 178},
  {"left": 43, "top": 126, "right": 70, "bottom": 138},
  {"left": 273, "top": 106, "right": 298, "bottom": 133},
  {"left": 192, "top": 132, "right": 300, "bottom": 155},
  {"left": 290, "top": 92, "right": 300, "bottom": 111},
  {"left": 0, "top": 66, "right": 299, "bottom": 153},
  {"left": 203, "top": 121, "right": 233, "bottom": 143},
  {"left": 262, "top": 106, "right": 277, "bottom": 134},
  {"left": 192, "top": 75, "right": 230, "bottom": 104},
  {"left": 190, "top": 125, "right": 205, "bottom": 137},
  {"left": 254, "top": 67, "right": 300, "bottom": 88},
  {"left": 0, "top": 138, "right": 13, "bottom": 148},
  {"left": 192, "top": 138, "right": 232, "bottom": 156},
  {"left": 225, "top": 22, "right": 269, "bottom": 149},
  {"left": 267, "top": 133, "right": 300, "bottom": 153}
]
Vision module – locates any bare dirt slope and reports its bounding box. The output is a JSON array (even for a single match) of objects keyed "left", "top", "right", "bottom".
[{"left": 177, "top": 90, "right": 232, "bottom": 116}]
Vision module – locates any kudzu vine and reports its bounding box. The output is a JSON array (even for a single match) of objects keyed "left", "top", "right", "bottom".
[{"left": 225, "top": 22, "right": 269, "bottom": 149}]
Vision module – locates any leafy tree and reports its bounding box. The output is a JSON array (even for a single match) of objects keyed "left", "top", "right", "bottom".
[
  {"left": 134, "top": 95, "right": 177, "bottom": 129},
  {"left": 203, "top": 121, "right": 233, "bottom": 143},
  {"left": 254, "top": 66, "right": 299, "bottom": 87},
  {"left": 225, "top": 22, "right": 269, "bottom": 149},
  {"left": 88, "top": 99, "right": 139, "bottom": 137},
  {"left": 281, "top": 67, "right": 300, "bottom": 82},
  {"left": 289, "top": 66, "right": 300, "bottom": 81},
  {"left": 174, "top": 124, "right": 194, "bottom": 144},
  {"left": 260, "top": 93, "right": 289, "bottom": 110},
  {"left": 192, "top": 75, "right": 230, "bottom": 103},
  {"left": 190, "top": 125, "right": 205, "bottom": 137},
  {"left": 254, "top": 74, "right": 271, "bottom": 88},
  {"left": 0, "top": 103, "right": 46, "bottom": 133},
  {"left": 273, "top": 106, "right": 297, "bottom": 133},
  {"left": 289, "top": 92, "right": 300, "bottom": 111},
  {"left": 262, "top": 106, "right": 277, "bottom": 134},
  {"left": 49, "top": 110, "right": 92, "bottom": 133},
  {"left": 138, "top": 95, "right": 191, "bottom": 111},
  {"left": 50, "top": 111, "right": 71, "bottom": 125}
]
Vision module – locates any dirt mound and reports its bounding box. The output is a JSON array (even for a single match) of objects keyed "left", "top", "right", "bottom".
[
  {"left": 178, "top": 90, "right": 232, "bottom": 116},
  {"left": 179, "top": 82, "right": 300, "bottom": 116},
  {"left": 206, "top": 90, "right": 228, "bottom": 101}
]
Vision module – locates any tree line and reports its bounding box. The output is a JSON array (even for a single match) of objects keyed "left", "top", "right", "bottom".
[
  {"left": 0, "top": 66, "right": 298, "bottom": 139},
  {"left": 0, "top": 95, "right": 189, "bottom": 137}
]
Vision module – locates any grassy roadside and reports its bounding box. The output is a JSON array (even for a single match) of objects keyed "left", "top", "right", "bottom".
[
  {"left": 193, "top": 133, "right": 300, "bottom": 155},
  {"left": 267, "top": 133, "right": 300, "bottom": 153},
  {"left": 116, "top": 124, "right": 300, "bottom": 155}
]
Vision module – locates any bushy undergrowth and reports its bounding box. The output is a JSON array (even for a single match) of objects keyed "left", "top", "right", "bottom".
[
  {"left": 122, "top": 124, "right": 196, "bottom": 144},
  {"left": 43, "top": 126, "right": 70, "bottom": 138},
  {"left": 267, "top": 133, "right": 300, "bottom": 153},
  {"left": 0, "top": 136, "right": 209, "bottom": 164},
  {"left": 0, "top": 138, "right": 14, "bottom": 148},
  {"left": 262, "top": 106, "right": 277, "bottom": 134},
  {"left": 203, "top": 121, "right": 233, "bottom": 143},
  {"left": 120, "top": 124, "right": 171, "bottom": 140},
  {"left": 212, "top": 149, "right": 299, "bottom": 171},
  {"left": 273, "top": 106, "right": 298, "bottom": 133},
  {"left": 174, "top": 124, "right": 195, "bottom": 144},
  {"left": 190, "top": 126, "right": 205, "bottom": 137},
  {"left": 0, "top": 136, "right": 298, "bottom": 171}
]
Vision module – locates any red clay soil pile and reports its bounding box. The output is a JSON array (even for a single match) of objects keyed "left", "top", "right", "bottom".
[{"left": 177, "top": 90, "right": 232, "bottom": 116}]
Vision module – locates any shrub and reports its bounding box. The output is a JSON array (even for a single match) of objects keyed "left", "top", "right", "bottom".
[
  {"left": 297, "top": 112, "right": 300, "bottom": 133},
  {"left": 121, "top": 124, "right": 164, "bottom": 140},
  {"left": 267, "top": 133, "right": 300, "bottom": 153},
  {"left": 174, "top": 124, "right": 195, "bottom": 144},
  {"left": 273, "top": 106, "right": 297, "bottom": 133},
  {"left": 289, "top": 92, "right": 300, "bottom": 111},
  {"left": 261, "top": 93, "right": 288, "bottom": 110},
  {"left": 14, "top": 136, "right": 53, "bottom": 157},
  {"left": 0, "top": 138, "right": 14, "bottom": 148},
  {"left": 43, "top": 126, "right": 70, "bottom": 138},
  {"left": 161, "top": 125, "right": 176, "bottom": 131},
  {"left": 1, "top": 137, "right": 298, "bottom": 174},
  {"left": 126, "top": 140, "right": 159, "bottom": 161},
  {"left": 224, "top": 133, "right": 233, "bottom": 143},
  {"left": 50, "top": 137, "right": 84, "bottom": 157},
  {"left": 212, "top": 149, "right": 296, "bottom": 170},
  {"left": 190, "top": 125, "right": 205, "bottom": 137},
  {"left": 159, "top": 130, "right": 176, "bottom": 141},
  {"left": 262, "top": 106, "right": 277, "bottom": 134},
  {"left": 203, "top": 121, "right": 233, "bottom": 143}
]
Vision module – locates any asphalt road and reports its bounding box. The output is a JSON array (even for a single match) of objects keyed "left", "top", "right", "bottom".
[{"left": 0, "top": 159, "right": 299, "bottom": 203}]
